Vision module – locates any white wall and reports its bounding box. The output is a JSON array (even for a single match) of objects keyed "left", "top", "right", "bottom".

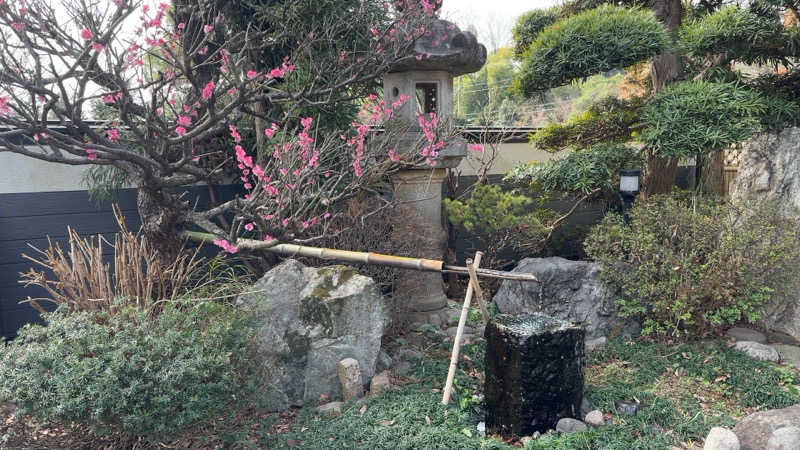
[
  {"left": 455, "top": 142, "right": 552, "bottom": 176},
  {"left": 0, "top": 152, "right": 90, "bottom": 194}
]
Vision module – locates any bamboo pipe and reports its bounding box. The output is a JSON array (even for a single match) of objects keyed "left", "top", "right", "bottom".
[
  {"left": 185, "top": 231, "right": 538, "bottom": 282},
  {"left": 442, "top": 252, "right": 483, "bottom": 405}
]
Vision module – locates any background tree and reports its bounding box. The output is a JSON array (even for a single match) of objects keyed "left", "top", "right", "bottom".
[
  {"left": 511, "top": 0, "right": 800, "bottom": 198},
  {"left": 0, "top": 0, "right": 446, "bottom": 257}
]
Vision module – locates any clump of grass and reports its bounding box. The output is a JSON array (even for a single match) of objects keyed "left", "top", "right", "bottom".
[
  {"left": 258, "top": 388, "right": 506, "bottom": 450},
  {"left": 258, "top": 334, "right": 798, "bottom": 450}
]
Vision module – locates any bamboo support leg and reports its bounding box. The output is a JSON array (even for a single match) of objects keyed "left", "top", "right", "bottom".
[
  {"left": 466, "top": 251, "right": 488, "bottom": 326},
  {"left": 441, "top": 252, "right": 483, "bottom": 406}
]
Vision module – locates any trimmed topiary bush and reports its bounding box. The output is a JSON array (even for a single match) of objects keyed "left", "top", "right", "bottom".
[
  {"left": 585, "top": 195, "right": 800, "bottom": 337},
  {"left": 515, "top": 5, "right": 669, "bottom": 95},
  {"left": 640, "top": 80, "right": 765, "bottom": 158},
  {"left": 0, "top": 300, "right": 259, "bottom": 442}
]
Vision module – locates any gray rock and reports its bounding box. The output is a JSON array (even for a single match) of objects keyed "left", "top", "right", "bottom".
[
  {"left": 726, "top": 327, "right": 767, "bottom": 344},
  {"left": 369, "top": 371, "right": 391, "bottom": 396},
  {"left": 236, "top": 260, "right": 385, "bottom": 411},
  {"left": 766, "top": 331, "right": 800, "bottom": 346},
  {"left": 393, "top": 348, "right": 423, "bottom": 361},
  {"left": 476, "top": 421, "right": 486, "bottom": 437},
  {"left": 338, "top": 358, "right": 363, "bottom": 401},
  {"left": 704, "top": 427, "right": 740, "bottom": 450},
  {"left": 586, "top": 336, "right": 607, "bottom": 351},
  {"left": 584, "top": 410, "right": 604, "bottom": 428},
  {"left": 376, "top": 350, "right": 393, "bottom": 372},
  {"left": 394, "top": 360, "right": 411, "bottom": 376},
  {"left": 616, "top": 401, "right": 638, "bottom": 416},
  {"left": 731, "top": 128, "right": 800, "bottom": 342},
  {"left": 446, "top": 326, "right": 475, "bottom": 337},
  {"left": 580, "top": 397, "right": 591, "bottom": 419},
  {"left": 492, "top": 257, "right": 639, "bottom": 340},
  {"left": 766, "top": 426, "right": 800, "bottom": 450},
  {"left": 735, "top": 341, "right": 780, "bottom": 362},
  {"left": 443, "top": 308, "right": 462, "bottom": 326},
  {"left": 771, "top": 344, "right": 800, "bottom": 368},
  {"left": 315, "top": 401, "right": 344, "bottom": 417},
  {"left": 555, "top": 418, "right": 588, "bottom": 434},
  {"left": 733, "top": 404, "right": 800, "bottom": 450}
]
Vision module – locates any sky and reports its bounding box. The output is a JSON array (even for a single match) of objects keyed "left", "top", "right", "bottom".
[{"left": 441, "top": 0, "right": 561, "bottom": 52}]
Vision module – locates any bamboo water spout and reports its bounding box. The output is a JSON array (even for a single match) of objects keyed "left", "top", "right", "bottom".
[{"left": 185, "top": 231, "right": 537, "bottom": 282}]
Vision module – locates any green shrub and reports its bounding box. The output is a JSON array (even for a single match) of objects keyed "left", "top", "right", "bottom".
[
  {"left": 679, "top": 6, "right": 786, "bottom": 65},
  {"left": 640, "top": 80, "right": 765, "bottom": 158},
  {"left": 515, "top": 5, "right": 669, "bottom": 95},
  {"left": 511, "top": 7, "right": 561, "bottom": 58},
  {"left": 505, "top": 143, "right": 641, "bottom": 196},
  {"left": 585, "top": 195, "right": 800, "bottom": 337},
  {"left": 531, "top": 97, "right": 644, "bottom": 152},
  {"left": 0, "top": 301, "right": 258, "bottom": 442},
  {"left": 444, "top": 184, "right": 556, "bottom": 256}
]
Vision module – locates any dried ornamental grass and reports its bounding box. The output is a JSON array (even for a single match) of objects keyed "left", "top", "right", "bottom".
[{"left": 18, "top": 205, "right": 201, "bottom": 315}]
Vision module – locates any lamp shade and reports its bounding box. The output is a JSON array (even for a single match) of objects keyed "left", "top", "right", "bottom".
[{"left": 619, "top": 169, "right": 640, "bottom": 194}]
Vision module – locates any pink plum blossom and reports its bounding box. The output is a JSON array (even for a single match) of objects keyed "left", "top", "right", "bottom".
[{"left": 80, "top": 28, "right": 92, "bottom": 40}]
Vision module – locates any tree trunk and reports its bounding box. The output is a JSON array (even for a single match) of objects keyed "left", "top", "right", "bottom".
[
  {"left": 642, "top": 150, "right": 678, "bottom": 198},
  {"left": 702, "top": 150, "right": 726, "bottom": 196},
  {"left": 136, "top": 186, "right": 187, "bottom": 260},
  {"left": 642, "top": 0, "right": 683, "bottom": 198}
]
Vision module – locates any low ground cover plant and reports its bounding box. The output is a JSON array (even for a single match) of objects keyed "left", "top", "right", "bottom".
[
  {"left": 585, "top": 195, "right": 800, "bottom": 337},
  {"left": 0, "top": 300, "right": 259, "bottom": 443}
]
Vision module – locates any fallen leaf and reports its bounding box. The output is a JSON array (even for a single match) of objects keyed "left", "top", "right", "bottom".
[
  {"left": 359, "top": 404, "right": 367, "bottom": 416},
  {"left": 425, "top": 415, "right": 431, "bottom": 425},
  {"left": 378, "top": 419, "right": 395, "bottom": 426}
]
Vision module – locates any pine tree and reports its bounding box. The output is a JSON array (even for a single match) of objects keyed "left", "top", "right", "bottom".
[{"left": 512, "top": 0, "right": 800, "bottom": 197}]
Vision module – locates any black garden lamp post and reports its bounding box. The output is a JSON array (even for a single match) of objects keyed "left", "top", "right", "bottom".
[{"left": 619, "top": 169, "right": 640, "bottom": 223}]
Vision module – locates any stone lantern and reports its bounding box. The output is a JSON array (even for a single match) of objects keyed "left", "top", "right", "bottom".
[{"left": 385, "top": 13, "right": 486, "bottom": 325}]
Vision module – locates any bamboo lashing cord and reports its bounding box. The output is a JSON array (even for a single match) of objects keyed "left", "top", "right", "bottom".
[{"left": 442, "top": 251, "right": 483, "bottom": 406}]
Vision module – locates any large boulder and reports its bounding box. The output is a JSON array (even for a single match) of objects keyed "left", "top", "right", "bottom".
[
  {"left": 492, "top": 257, "right": 637, "bottom": 341},
  {"left": 733, "top": 404, "right": 800, "bottom": 450},
  {"left": 237, "top": 260, "right": 386, "bottom": 411},
  {"left": 730, "top": 127, "right": 800, "bottom": 340}
]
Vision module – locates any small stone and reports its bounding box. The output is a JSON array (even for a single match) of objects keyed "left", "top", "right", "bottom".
[
  {"left": 315, "top": 401, "right": 344, "bottom": 417},
  {"left": 766, "top": 426, "right": 800, "bottom": 450},
  {"left": 704, "top": 427, "right": 740, "bottom": 450},
  {"left": 376, "top": 350, "right": 393, "bottom": 372},
  {"left": 734, "top": 404, "right": 800, "bottom": 450},
  {"left": 337, "top": 358, "right": 363, "bottom": 401},
  {"left": 476, "top": 421, "right": 486, "bottom": 437},
  {"left": 726, "top": 327, "right": 767, "bottom": 344},
  {"left": 616, "top": 401, "right": 638, "bottom": 416},
  {"left": 443, "top": 308, "right": 462, "bottom": 326},
  {"left": 765, "top": 331, "right": 800, "bottom": 346},
  {"left": 369, "top": 371, "right": 391, "bottom": 396},
  {"left": 446, "top": 326, "right": 475, "bottom": 337},
  {"left": 520, "top": 436, "right": 532, "bottom": 445},
  {"left": 584, "top": 410, "right": 604, "bottom": 428},
  {"left": 555, "top": 418, "right": 588, "bottom": 434},
  {"left": 580, "top": 397, "right": 591, "bottom": 419},
  {"left": 771, "top": 345, "right": 800, "bottom": 369},
  {"left": 460, "top": 333, "right": 474, "bottom": 344},
  {"left": 735, "top": 341, "right": 780, "bottom": 362},
  {"left": 586, "top": 336, "right": 607, "bottom": 351},
  {"left": 394, "top": 360, "right": 411, "bottom": 376},
  {"left": 393, "top": 348, "right": 423, "bottom": 361},
  {"left": 532, "top": 431, "right": 541, "bottom": 439}
]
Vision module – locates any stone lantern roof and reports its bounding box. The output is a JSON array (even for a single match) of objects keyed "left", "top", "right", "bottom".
[{"left": 391, "top": 19, "right": 487, "bottom": 76}]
